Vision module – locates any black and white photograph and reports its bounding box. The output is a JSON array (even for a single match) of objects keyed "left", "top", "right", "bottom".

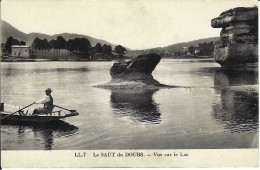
[{"left": 0, "top": 0, "right": 258, "bottom": 168}]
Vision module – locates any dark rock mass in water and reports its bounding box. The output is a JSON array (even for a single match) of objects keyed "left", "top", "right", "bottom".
[
  {"left": 96, "top": 53, "right": 176, "bottom": 89},
  {"left": 211, "top": 7, "right": 258, "bottom": 67},
  {"left": 110, "top": 53, "right": 161, "bottom": 79}
]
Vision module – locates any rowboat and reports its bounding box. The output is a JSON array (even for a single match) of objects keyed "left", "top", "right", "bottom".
[
  {"left": 1, "top": 111, "right": 79, "bottom": 122},
  {"left": 0, "top": 103, "right": 79, "bottom": 123}
]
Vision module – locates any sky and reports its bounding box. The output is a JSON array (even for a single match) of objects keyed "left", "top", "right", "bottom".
[{"left": 1, "top": 0, "right": 258, "bottom": 50}]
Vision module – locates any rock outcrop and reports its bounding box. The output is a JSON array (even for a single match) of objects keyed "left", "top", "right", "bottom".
[
  {"left": 96, "top": 53, "right": 176, "bottom": 89},
  {"left": 110, "top": 53, "right": 161, "bottom": 80},
  {"left": 211, "top": 7, "right": 258, "bottom": 67}
]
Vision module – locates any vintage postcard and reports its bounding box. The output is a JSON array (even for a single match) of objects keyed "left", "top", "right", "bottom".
[{"left": 0, "top": 0, "right": 258, "bottom": 168}]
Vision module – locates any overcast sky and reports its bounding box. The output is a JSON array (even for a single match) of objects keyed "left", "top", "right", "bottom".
[{"left": 1, "top": 0, "right": 258, "bottom": 49}]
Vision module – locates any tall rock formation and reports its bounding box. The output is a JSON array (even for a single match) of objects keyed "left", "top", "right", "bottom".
[{"left": 211, "top": 7, "right": 258, "bottom": 67}]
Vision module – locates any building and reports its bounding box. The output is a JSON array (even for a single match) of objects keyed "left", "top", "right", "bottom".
[
  {"left": 182, "top": 47, "right": 188, "bottom": 53},
  {"left": 11, "top": 45, "right": 30, "bottom": 57}
]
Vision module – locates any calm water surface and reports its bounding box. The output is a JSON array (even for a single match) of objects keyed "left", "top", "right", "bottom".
[{"left": 1, "top": 59, "right": 258, "bottom": 150}]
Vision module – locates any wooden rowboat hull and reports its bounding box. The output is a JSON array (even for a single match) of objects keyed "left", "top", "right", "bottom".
[
  {"left": 1, "top": 113, "right": 64, "bottom": 122},
  {"left": 1, "top": 111, "right": 79, "bottom": 123}
]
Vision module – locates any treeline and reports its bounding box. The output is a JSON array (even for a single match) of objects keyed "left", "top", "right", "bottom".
[
  {"left": 198, "top": 42, "right": 214, "bottom": 56},
  {"left": 175, "top": 41, "right": 214, "bottom": 57},
  {"left": 2, "top": 35, "right": 128, "bottom": 59},
  {"left": 32, "top": 36, "right": 127, "bottom": 57},
  {"left": 2, "top": 36, "right": 26, "bottom": 53}
]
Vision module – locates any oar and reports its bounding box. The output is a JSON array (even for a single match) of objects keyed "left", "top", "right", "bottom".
[
  {"left": 54, "top": 105, "right": 76, "bottom": 112},
  {"left": 1, "top": 102, "right": 36, "bottom": 120}
]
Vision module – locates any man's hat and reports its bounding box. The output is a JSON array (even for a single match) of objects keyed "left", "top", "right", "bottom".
[{"left": 45, "top": 88, "right": 52, "bottom": 92}]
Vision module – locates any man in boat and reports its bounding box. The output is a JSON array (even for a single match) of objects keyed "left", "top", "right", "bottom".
[{"left": 32, "top": 88, "right": 54, "bottom": 115}]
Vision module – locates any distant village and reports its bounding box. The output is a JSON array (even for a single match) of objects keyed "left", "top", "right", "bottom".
[
  {"left": 1, "top": 35, "right": 215, "bottom": 61},
  {"left": 1, "top": 36, "right": 127, "bottom": 61},
  {"left": 127, "top": 42, "right": 214, "bottom": 58}
]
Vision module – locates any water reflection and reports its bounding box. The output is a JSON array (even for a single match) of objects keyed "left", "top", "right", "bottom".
[
  {"left": 212, "top": 69, "right": 259, "bottom": 133},
  {"left": 214, "top": 69, "right": 258, "bottom": 87},
  {"left": 2, "top": 67, "right": 89, "bottom": 76},
  {"left": 110, "top": 89, "right": 161, "bottom": 124},
  {"left": 1, "top": 120, "right": 79, "bottom": 150},
  {"left": 33, "top": 67, "right": 89, "bottom": 73}
]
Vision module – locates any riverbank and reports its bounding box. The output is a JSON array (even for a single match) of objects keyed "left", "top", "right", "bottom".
[
  {"left": 1, "top": 52, "right": 134, "bottom": 62},
  {"left": 1, "top": 56, "right": 216, "bottom": 62},
  {"left": 1, "top": 58, "right": 113, "bottom": 62}
]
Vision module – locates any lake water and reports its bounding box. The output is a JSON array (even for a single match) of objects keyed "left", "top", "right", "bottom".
[{"left": 1, "top": 59, "right": 258, "bottom": 150}]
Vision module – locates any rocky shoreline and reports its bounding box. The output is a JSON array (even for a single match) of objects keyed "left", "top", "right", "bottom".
[{"left": 95, "top": 79, "right": 178, "bottom": 90}]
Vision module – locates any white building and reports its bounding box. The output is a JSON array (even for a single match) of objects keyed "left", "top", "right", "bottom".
[
  {"left": 11, "top": 45, "right": 30, "bottom": 57},
  {"left": 182, "top": 47, "right": 188, "bottom": 53}
]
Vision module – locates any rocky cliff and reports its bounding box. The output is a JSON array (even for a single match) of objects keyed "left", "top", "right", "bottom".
[{"left": 211, "top": 7, "right": 258, "bottom": 67}]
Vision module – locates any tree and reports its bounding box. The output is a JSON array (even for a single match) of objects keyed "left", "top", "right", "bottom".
[
  {"left": 32, "top": 37, "right": 41, "bottom": 50},
  {"left": 114, "top": 45, "right": 126, "bottom": 57},
  {"left": 65, "top": 39, "right": 73, "bottom": 51},
  {"left": 56, "top": 36, "right": 67, "bottom": 49},
  {"left": 49, "top": 39, "right": 58, "bottom": 49},
  {"left": 102, "top": 44, "right": 112, "bottom": 55},
  {"left": 1, "top": 43, "right": 6, "bottom": 53},
  {"left": 5, "top": 36, "right": 14, "bottom": 53},
  {"left": 64, "top": 38, "right": 91, "bottom": 54},
  {"left": 93, "top": 43, "right": 102, "bottom": 53},
  {"left": 32, "top": 38, "right": 51, "bottom": 50},
  {"left": 5, "top": 36, "right": 20, "bottom": 53},
  {"left": 176, "top": 51, "right": 182, "bottom": 57},
  {"left": 78, "top": 38, "right": 91, "bottom": 53},
  {"left": 198, "top": 42, "right": 214, "bottom": 56},
  {"left": 42, "top": 39, "right": 50, "bottom": 49},
  {"left": 20, "top": 41, "right": 26, "bottom": 45},
  {"left": 65, "top": 38, "right": 78, "bottom": 52},
  {"left": 188, "top": 46, "right": 195, "bottom": 56}
]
